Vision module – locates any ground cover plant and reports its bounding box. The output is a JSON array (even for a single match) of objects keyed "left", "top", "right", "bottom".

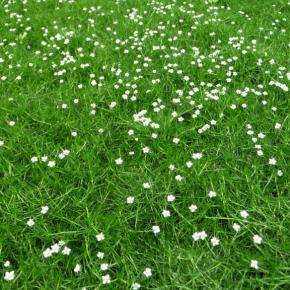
[{"left": 0, "top": 0, "right": 289, "bottom": 289}]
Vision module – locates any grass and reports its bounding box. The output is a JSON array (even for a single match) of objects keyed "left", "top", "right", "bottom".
[{"left": 0, "top": 0, "right": 289, "bottom": 289}]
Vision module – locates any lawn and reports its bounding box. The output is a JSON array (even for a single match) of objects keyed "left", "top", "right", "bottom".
[{"left": 0, "top": 0, "right": 289, "bottom": 289}]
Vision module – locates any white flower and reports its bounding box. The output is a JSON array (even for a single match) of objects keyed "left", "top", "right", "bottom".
[
  {"left": 74, "top": 264, "right": 81, "bottom": 273},
  {"left": 100, "top": 263, "right": 109, "bottom": 271},
  {"left": 208, "top": 191, "right": 217, "bottom": 198},
  {"left": 31, "top": 156, "right": 38, "bottom": 163},
  {"left": 143, "top": 268, "right": 152, "bottom": 278},
  {"left": 211, "top": 237, "right": 220, "bottom": 246},
  {"left": 48, "top": 160, "right": 56, "bottom": 167},
  {"left": 59, "top": 240, "right": 66, "bottom": 246},
  {"left": 162, "top": 210, "right": 170, "bottom": 218},
  {"left": 199, "top": 231, "right": 207, "bottom": 240},
  {"left": 51, "top": 243, "right": 60, "bottom": 254},
  {"left": 27, "top": 218, "right": 35, "bottom": 227},
  {"left": 96, "top": 232, "right": 105, "bottom": 241},
  {"left": 97, "top": 251, "right": 105, "bottom": 259},
  {"left": 192, "top": 232, "right": 200, "bottom": 241},
  {"left": 189, "top": 204, "right": 197, "bottom": 213},
  {"left": 274, "top": 123, "right": 281, "bottom": 129},
  {"left": 175, "top": 175, "right": 183, "bottom": 181},
  {"left": 142, "top": 146, "right": 150, "bottom": 154},
  {"left": 257, "top": 133, "right": 265, "bottom": 139},
  {"left": 4, "top": 270, "right": 15, "bottom": 281},
  {"left": 41, "top": 156, "right": 48, "bottom": 162},
  {"left": 277, "top": 170, "right": 283, "bottom": 176},
  {"left": 41, "top": 206, "right": 49, "bottom": 214},
  {"left": 253, "top": 235, "right": 263, "bottom": 244},
  {"left": 102, "top": 274, "right": 111, "bottom": 284},
  {"left": 0, "top": 140, "right": 4, "bottom": 146},
  {"left": 91, "top": 80, "right": 97, "bottom": 86},
  {"left": 168, "top": 164, "right": 175, "bottom": 171},
  {"left": 192, "top": 231, "right": 207, "bottom": 241},
  {"left": 143, "top": 182, "right": 151, "bottom": 189},
  {"left": 115, "top": 158, "right": 123, "bottom": 165},
  {"left": 8, "top": 121, "right": 15, "bottom": 126},
  {"left": 109, "top": 101, "right": 117, "bottom": 109},
  {"left": 132, "top": 283, "right": 141, "bottom": 290},
  {"left": 71, "top": 131, "right": 77, "bottom": 137},
  {"left": 186, "top": 161, "right": 193, "bottom": 168},
  {"left": 62, "top": 246, "right": 71, "bottom": 255},
  {"left": 59, "top": 150, "right": 70, "bottom": 159},
  {"left": 152, "top": 225, "right": 160, "bottom": 235},
  {"left": 233, "top": 223, "right": 241, "bottom": 232},
  {"left": 43, "top": 248, "right": 52, "bottom": 258},
  {"left": 240, "top": 210, "right": 249, "bottom": 219},
  {"left": 268, "top": 158, "right": 277, "bottom": 165},
  {"left": 192, "top": 153, "right": 202, "bottom": 160},
  {"left": 250, "top": 260, "right": 258, "bottom": 269},
  {"left": 167, "top": 195, "right": 175, "bottom": 202},
  {"left": 4, "top": 261, "right": 10, "bottom": 268},
  {"left": 173, "top": 138, "right": 180, "bottom": 144},
  {"left": 127, "top": 196, "right": 135, "bottom": 204}
]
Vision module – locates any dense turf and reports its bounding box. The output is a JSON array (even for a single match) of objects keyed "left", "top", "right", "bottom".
[{"left": 0, "top": 0, "right": 289, "bottom": 289}]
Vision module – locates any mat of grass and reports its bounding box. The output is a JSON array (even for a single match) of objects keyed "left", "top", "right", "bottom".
[{"left": 0, "top": 0, "right": 289, "bottom": 289}]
